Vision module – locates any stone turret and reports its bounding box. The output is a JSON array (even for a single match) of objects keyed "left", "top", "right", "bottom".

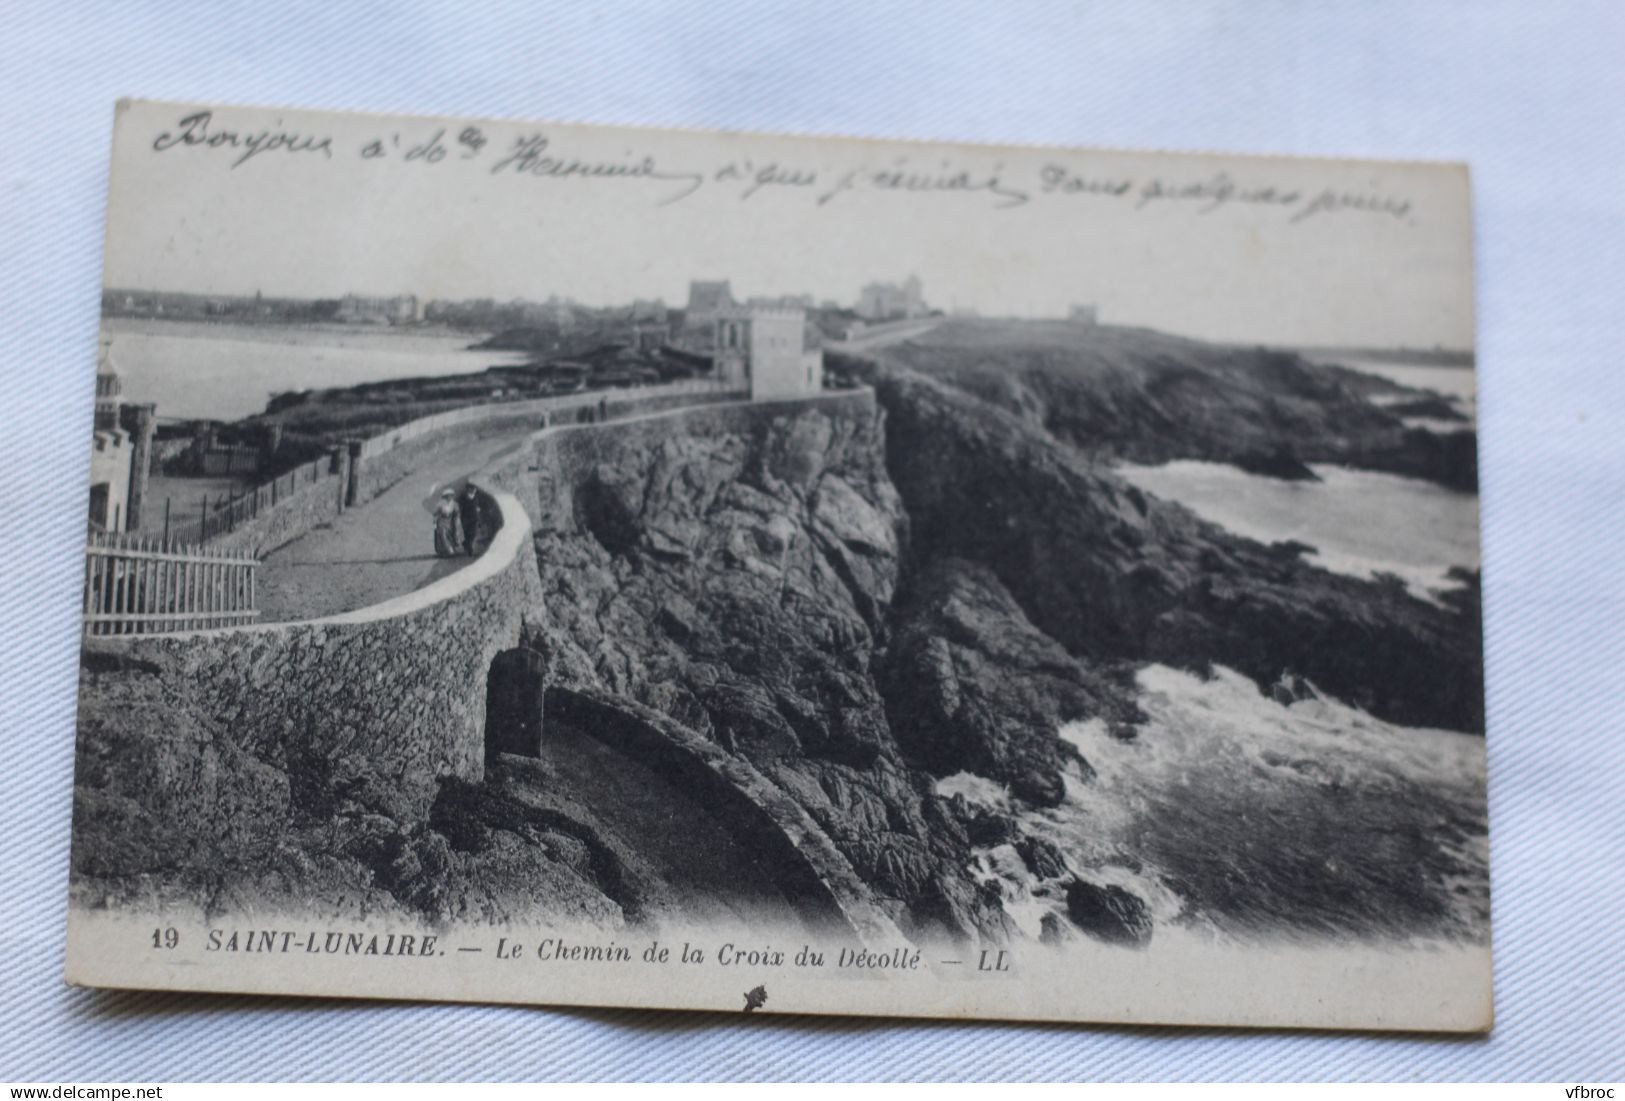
[
  {"left": 89, "top": 338, "right": 137, "bottom": 531},
  {"left": 93, "top": 339, "right": 124, "bottom": 433}
]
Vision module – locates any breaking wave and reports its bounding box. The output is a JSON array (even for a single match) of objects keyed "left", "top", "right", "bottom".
[{"left": 937, "top": 663, "right": 1489, "bottom": 946}]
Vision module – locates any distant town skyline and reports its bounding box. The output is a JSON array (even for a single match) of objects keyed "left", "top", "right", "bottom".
[
  {"left": 99, "top": 282, "right": 1473, "bottom": 355},
  {"left": 101, "top": 102, "right": 1474, "bottom": 350}
]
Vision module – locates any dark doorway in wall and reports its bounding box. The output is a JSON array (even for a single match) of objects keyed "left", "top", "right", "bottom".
[
  {"left": 89, "top": 483, "right": 110, "bottom": 529},
  {"left": 485, "top": 648, "right": 546, "bottom": 761}
]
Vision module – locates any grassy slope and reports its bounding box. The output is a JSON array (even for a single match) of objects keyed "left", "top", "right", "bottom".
[{"left": 872, "top": 319, "right": 1477, "bottom": 490}]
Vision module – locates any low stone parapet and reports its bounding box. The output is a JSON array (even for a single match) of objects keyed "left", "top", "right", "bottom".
[
  {"left": 212, "top": 382, "right": 745, "bottom": 558},
  {"left": 80, "top": 482, "right": 542, "bottom": 817}
]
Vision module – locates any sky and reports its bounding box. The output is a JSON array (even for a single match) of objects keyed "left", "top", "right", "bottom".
[{"left": 101, "top": 99, "right": 1475, "bottom": 349}]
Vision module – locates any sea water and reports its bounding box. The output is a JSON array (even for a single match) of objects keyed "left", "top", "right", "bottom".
[
  {"left": 1325, "top": 356, "right": 1478, "bottom": 431},
  {"left": 1336, "top": 357, "right": 1477, "bottom": 404},
  {"left": 100, "top": 318, "right": 526, "bottom": 422},
  {"left": 1116, "top": 460, "right": 1480, "bottom": 604}
]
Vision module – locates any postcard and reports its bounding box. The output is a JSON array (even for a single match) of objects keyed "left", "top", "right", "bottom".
[{"left": 66, "top": 99, "right": 1488, "bottom": 1031}]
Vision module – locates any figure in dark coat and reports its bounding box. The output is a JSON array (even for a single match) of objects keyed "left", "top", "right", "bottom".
[{"left": 457, "top": 484, "right": 482, "bottom": 556}]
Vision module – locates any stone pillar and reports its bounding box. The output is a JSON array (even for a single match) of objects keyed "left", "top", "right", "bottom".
[
  {"left": 188, "top": 423, "right": 213, "bottom": 475},
  {"left": 123, "top": 403, "right": 156, "bottom": 532},
  {"left": 330, "top": 445, "right": 351, "bottom": 513},
  {"left": 345, "top": 439, "right": 364, "bottom": 507}
]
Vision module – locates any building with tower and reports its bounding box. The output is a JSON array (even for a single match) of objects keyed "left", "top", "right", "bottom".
[
  {"left": 712, "top": 306, "right": 823, "bottom": 401},
  {"left": 680, "top": 280, "right": 737, "bottom": 347},
  {"left": 857, "top": 275, "right": 926, "bottom": 321},
  {"left": 88, "top": 338, "right": 156, "bottom": 532}
]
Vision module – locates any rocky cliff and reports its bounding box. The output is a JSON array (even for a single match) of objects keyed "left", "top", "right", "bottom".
[
  {"left": 512, "top": 396, "right": 1014, "bottom": 942},
  {"left": 867, "top": 364, "right": 1483, "bottom": 734}
]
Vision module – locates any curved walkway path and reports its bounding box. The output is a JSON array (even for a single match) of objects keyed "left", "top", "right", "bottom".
[
  {"left": 253, "top": 387, "right": 856, "bottom": 624},
  {"left": 255, "top": 431, "right": 531, "bottom": 622},
  {"left": 826, "top": 318, "right": 941, "bottom": 351}
]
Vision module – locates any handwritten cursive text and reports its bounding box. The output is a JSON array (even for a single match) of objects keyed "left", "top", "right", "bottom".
[{"left": 152, "top": 111, "right": 334, "bottom": 169}]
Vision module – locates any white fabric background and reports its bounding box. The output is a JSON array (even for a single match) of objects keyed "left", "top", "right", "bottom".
[{"left": 3, "top": 0, "right": 1622, "bottom": 1081}]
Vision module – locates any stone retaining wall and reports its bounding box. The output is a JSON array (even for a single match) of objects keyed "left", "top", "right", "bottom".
[
  {"left": 85, "top": 389, "right": 766, "bottom": 813},
  {"left": 82, "top": 484, "right": 542, "bottom": 816},
  {"left": 79, "top": 390, "right": 883, "bottom": 922}
]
